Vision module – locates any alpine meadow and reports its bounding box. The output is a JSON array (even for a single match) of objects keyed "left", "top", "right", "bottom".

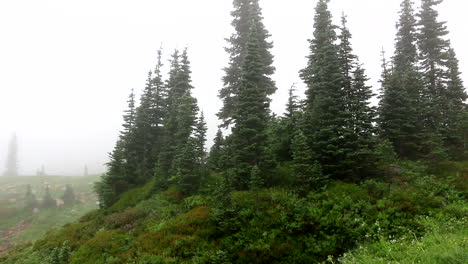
[{"left": 1, "top": 0, "right": 467, "bottom": 263}]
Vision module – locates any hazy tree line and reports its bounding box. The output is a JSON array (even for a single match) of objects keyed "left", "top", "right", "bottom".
[
  {"left": 95, "top": 0, "right": 466, "bottom": 208},
  {"left": 24, "top": 184, "right": 77, "bottom": 210}
]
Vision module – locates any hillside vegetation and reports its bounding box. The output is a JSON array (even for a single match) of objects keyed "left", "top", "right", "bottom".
[
  {"left": 0, "top": 176, "right": 99, "bottom": 253},
  {"left": 2, "top": 0, "right": 467, "bottom": 263},
  {"left": 0, "top": 161, "right": 466, "bottom": 263}
]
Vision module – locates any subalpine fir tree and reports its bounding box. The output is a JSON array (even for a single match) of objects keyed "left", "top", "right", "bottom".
[
  {"left": 134, "top": 71, "right": 156, "bottom": 180},
  {"left": 132, "top": 49, "right": 168, "bottom": 183},
  {"left": 3, "top": 133, "right": 18, "bottom": 176},
  {"left": 194, "top": 112, "right": 208, "bottom": 166},
  {"left": 277, "top": 84, "right": 301, "bottom": 162},
  {"left": 300, "top": 0, "right": 347, "bottom": 179},
  {"left": 218, "top": 0, "right": 275, "bottom": 128},
  {"left": 338, "top": 15, "right": 376, "bottom": 178},
  {"left": 121, "top": 90, "right": 138, "bottom": 182},
  {"left": 291, "top": 131, "right": 325, "bottom": 195},
  {"left": 444, "top": 48, "right": 468, "bottom": 158},
  {"left": 158, "top": 49, "right": 201, "bottom": 187},
  {"left": 208, "top": 129, "right": 225, "bottom": 172},
  {"left": 42, "top": 185, "right": 56, "bottom": 208},
  {"left": 417, "top": 0, "right": 449, "bottom": 133},
  {"left": 379, "top": 0, "right": 424, "bottom": 159},
  {"left": 24, "top": 184, "right": 37, "bottom": 210},
  {"left": 229, "top": 23, "right": 272, "bottom": 189},
  {"left": 417, "top": 0, "right": 466, "bottom": 159},
  {"left": 61, "top": 184, "right": 76, "bottom": 206},
  {"left": 96, "top": 90, "right": 138, "bottom": 206}
]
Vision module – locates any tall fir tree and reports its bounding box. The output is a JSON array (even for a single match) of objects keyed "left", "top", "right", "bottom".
[
  {"left": 417, "top": 0, "right": 467, "bottom": 159},
  {"left": 96, "top": 90, "right": 138, "bottom": 207},
  {"left": 291, "top": 131, "right": 320, "bottom": 193},
  {"left": 42, "top": 185, "right": 56, "bottom": 208},
  {"left": 338, "top": 14, "right": 376, "bottom": 178},
  {"left": 229, "top": 23, "right": 272, "bottom": 190},
  {"left": 194, "top": 112, "right": 208, "bottom": 166},
  {"left": 300, "top": 0, "right": 347, "bottom": 179},
  {"left": 208, "top": 129, "right": 225, "bottom": 172},
  {"left": 24, "top": 184, "right": 37, "bottom": 210},
  {"left": 132, "top": 49, "right": 168, "bottom": 183},
  {"left": 379, "top": 0, "right": 424, "bottom": 159},
  {"left": 158, "top": 49, "right": 201, "bottom": 190},
  {"left": 443, "top": 48, "right": 467, "bottom": 158},
  {"left": 218, "top": 0, "right": 275, "bottom": 128},
  {"left": 61, "top": 185, "right": 76, "bottom": 206}
]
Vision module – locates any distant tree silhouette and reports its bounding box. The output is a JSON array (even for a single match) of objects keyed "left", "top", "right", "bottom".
[
  {"left": 61, "top": 185, "right": 76, "bottom": 205},
  {"left": 3, "top": 133, "right": 18, "bottom": 176},
  {"left": 24, "top": 184, "right": 38, "bottom": 210},
  {"left": 42, "top": 185, "right": 56, "bottom": 208}
]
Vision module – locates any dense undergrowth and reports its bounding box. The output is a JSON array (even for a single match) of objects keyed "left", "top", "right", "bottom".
[{"left": 1, "top": 161, "right": 466, "bottom": 264}]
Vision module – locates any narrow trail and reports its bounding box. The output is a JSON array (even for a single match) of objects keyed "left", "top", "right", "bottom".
[{"left": 0, "top": 219, "right": 30, "bottom": 255}]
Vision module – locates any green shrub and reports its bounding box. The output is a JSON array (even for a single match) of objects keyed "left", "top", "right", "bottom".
[
  {"left": 108, "top": 179, "right": 155, "bottom": 213},
  {"left": 104, "top": 208, "right": 146, "bottom": 230},
  {"left": 70, "top": 230, "right": 132, "bottom": 264}
]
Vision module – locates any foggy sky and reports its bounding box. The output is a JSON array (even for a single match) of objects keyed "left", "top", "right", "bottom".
[{"left": 0, "top": 0, "right": 466, "bottom": 176}]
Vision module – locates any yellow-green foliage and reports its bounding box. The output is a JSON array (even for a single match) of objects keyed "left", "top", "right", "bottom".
[
  {"left": 104, "top": 208, "right": 146, "bottom": 230},
  {"left": 340, "top": 217, "right": 467, "bottom": 264},
  {"left": 136, "top": 206, "right": 214, "bottom": 259},
  {"left": 33, "top": 221, "right": 99, "bottom": 250},
  {"left": 70, "top": 230, "right": 132, "bottom": 264},
  {"left": 2, "top": 161, "right": 466, "bottom": 264},
  {"left": 107, "top": 179, "right": 155, "bottom": 213}
]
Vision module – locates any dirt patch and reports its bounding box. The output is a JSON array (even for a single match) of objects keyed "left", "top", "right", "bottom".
[{"left": 0, "top": 219, "right": 30, "bottom": 254}]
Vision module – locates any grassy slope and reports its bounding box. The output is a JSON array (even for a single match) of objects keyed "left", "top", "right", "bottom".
[
  {"left": 0, "top": 176, "right": 99, "bottom": 249},
  {"left": 1, "top": 162, "right": 466, "bottom": 264}
]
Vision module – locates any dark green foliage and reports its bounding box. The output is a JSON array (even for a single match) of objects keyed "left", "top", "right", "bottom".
[
  {"left": 9, "top": 2, "right": 468, "bottom": 264},
  {"left": 158, "top": 49, "right": 201, "bottom": 186},
  {"left": 229, "top": 23, "right": 273, "bottom": 190},
  {"left": 339, "top": 16, "right": 376, "bottom": 179},
  {"left": 132, "top": 49, "right": 167, "bottom": 183},
  {"left": 291, "top": 131, "right": 326, "bottom": 194},
  {"left": 379, "top": 0, "right": 425, "bottom": 159},
  {"left": 300, "top": 0, "right": 376, "bottom": 180},
  {"left": 248, "top": 165, "right": 263, "bottom": 191},
  {"left": 208, "top": 129, "right": 225, "bottom": 172},
  {"left": 442, "top": 48, "right": 467, "bottom": 159},
  {"left": 416, "top": 0, "right": 467, "bottom": 160},
  {"left": 218, "top": 0, "right": 275, "bottom": 128},
  {"left": 48, "top": 241, "right": 71, "bottom": 264},
  {"left": 61, "top": 185, "right": 76, "bottom": 206},
  {"left": 42, "top": 185, "right": 56, "bottom": 209},
  {"left": 300, "top": 0, "right": 346, "bottom": 179}
]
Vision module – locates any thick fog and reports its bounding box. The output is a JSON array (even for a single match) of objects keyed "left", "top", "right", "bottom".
[{"left": 0, "top": 0, "right": 466, "bottom": 176}]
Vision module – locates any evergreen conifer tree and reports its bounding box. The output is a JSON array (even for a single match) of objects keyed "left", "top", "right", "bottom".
[
  {"left": 338, "top": 15, "right": 376, "bottom": 178},
  {"left": 208, "top": 129, "right": 225, "bottom": 172},
  {"left": 291, "top": 131, "right": 325, "bottom": 195},
  {"left": 24, "top": 184, "right": 37, "bottom": 210},
  {"left": 61, "top": 185, "right": 76, "bottom": 205},
  {"left": 443, "top": 48, "right": 468, "bottom": 158},
  {"left": 3, "top": 133, "right": 18, "bottom": 176},
  {"left": 158, "top": 49, "right": 201, "bottom": 188},
  {"left": 229, "top": 23, "right": 272, "bottom": 189},
  {"left": 379, "top": 0, "right": 424, "bottom": 159},
  {"left": 218, "top": 0, "right": 275, "bottom": 128},
  {"left": 194, "top": 112, "right": 208, "bottom": 166},
  {"left": 42, "top": 185, "right": 56, "bottom": 208},
  {"left": 300, "top": 0, "right": 347, "bottom": 179},
  {"left": 417, "top": 0, "right": 467, "bottom": 159}
]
